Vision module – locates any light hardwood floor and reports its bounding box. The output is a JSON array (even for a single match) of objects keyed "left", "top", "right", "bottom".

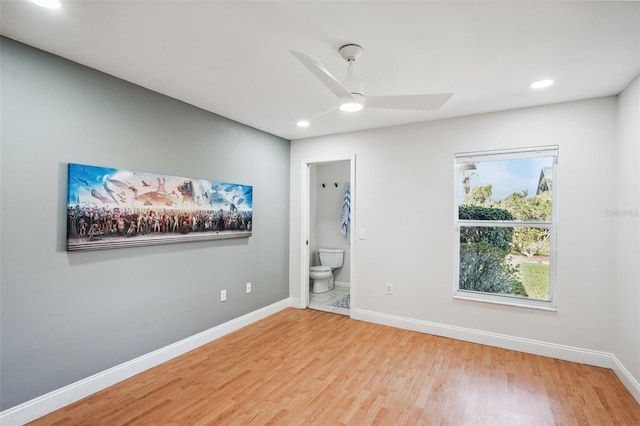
[{"left": 30, "top": 308, "right": 640, "bottom": 425}]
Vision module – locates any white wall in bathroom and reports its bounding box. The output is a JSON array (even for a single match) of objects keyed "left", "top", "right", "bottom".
[{"left": 310, "top": 161, "right": 351, "bottom": 285}]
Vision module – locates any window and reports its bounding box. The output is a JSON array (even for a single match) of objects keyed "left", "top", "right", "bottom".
[{"left": 454, "top": 146, "right": 558, "bottom": 310}]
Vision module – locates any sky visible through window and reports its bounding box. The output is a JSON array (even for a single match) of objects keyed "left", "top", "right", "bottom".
[{"left": 459, "top": 157, "right": 553, "bottom": 203}]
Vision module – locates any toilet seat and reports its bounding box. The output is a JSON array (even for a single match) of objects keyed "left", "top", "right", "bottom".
[{"left": 310, "top": 265, "right": 331, "bottom": 273}]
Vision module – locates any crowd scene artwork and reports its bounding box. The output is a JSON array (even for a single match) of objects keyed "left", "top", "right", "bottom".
[{"left": 66, "top": 163, "right": 253, "bottom": 251}]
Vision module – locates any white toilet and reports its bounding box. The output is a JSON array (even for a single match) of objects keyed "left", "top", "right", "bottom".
[{"left": 310, "top": 248, "right": 344, "bottom": 293}]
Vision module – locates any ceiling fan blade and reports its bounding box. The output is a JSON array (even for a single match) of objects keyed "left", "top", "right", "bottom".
[
  {"left": 366, "top": 93, "right": 453, "bottom": 111},
  {"left": 310, "top": 106, "right": 339, "bottom": 120},
  {"left": 290, "top": 50, "right": 354, "bottom": 100}
]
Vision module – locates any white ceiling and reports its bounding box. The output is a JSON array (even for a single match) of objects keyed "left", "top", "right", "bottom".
[{"left": 1, "top": 1, "right": 639, "bottom": 141}]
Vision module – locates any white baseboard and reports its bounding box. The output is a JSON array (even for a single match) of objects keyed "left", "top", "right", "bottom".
[
  {"left": 334, "top": 281, "right": 350, "bottom": 288},
  {"left": 611, "top": 354, "right": 640, "bottom": 405},
  {"left": 289, "top": 296, "right": 303, "bottom": 309},
  {"left": 0, "top": 298, "right": 292, "bottom": 426},
  {"left": 352, "top": 308, "right": 640, "bottom": 404}
]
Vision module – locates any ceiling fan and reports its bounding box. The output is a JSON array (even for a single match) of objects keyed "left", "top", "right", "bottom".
[{"left": 290, "top": 44, "right": 452, "bottom": 116}]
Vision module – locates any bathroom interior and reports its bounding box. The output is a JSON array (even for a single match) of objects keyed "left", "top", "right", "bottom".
[{"left": 308, "top": 160, "right": 351, "bottom": 316}]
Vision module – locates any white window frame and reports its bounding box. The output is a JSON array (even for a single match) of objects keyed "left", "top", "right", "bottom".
[{"left": 453, "top": 146, "right": 559, "bottom": 311}]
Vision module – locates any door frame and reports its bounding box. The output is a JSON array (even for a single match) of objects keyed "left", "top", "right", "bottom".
[{"left": 299, "top": 154, "right": 356, "bottom": 314}]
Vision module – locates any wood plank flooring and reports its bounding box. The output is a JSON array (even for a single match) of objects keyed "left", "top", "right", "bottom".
[{"left": 30, "top": 308, "right": 640, "bottom": 425}]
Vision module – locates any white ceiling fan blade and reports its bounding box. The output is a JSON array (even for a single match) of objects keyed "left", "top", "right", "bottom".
[
  {"left": 310, "top": 106, "right": 339, "bottom": 120},
  {"left": 366, "top": 93, "right": 453, "bottom": 111},
  {"left": 290, "top": 50, "right": 354, "bottom": 100},
  {"left": 297, "top": 106, "right": 339, "bottom": 128}
]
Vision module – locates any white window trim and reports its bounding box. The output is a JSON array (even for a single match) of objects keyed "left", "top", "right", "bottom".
[{"left": 453, "top": 145, "right": 559, "bottom": 311}]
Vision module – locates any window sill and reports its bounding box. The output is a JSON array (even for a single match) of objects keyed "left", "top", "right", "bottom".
[{"left": 454, "top": 292, "right": 557, "bottom": 312}]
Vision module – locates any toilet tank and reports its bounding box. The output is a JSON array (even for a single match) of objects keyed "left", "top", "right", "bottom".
[{"left": 318, "top": 248, "right": 344, "bottom": 268}]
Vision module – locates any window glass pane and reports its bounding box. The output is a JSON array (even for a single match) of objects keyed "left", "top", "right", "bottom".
[
  {"left": 459, "top": 226, "right": 550, "bottom": 301},
  {"left": 457, "top": 157, "right": 553, "bottom": 216}
]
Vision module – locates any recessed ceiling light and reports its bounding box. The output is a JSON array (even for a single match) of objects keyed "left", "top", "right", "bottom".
[
  {"left": 30, "top": 0, "right": 61, "bottom": 9},
  {"left": 530, "top": 79, "right": 554, "bottom": 89},
  {"left": 296, "top": 120, "right": 310, "bottom": 128}
]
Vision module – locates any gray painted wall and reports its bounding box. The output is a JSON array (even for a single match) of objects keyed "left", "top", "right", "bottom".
[{"left": 0, "top": 37, "right": 290, "bottom": 410}]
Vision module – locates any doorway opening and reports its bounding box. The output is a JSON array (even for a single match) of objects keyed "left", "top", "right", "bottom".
[{"left": 301, "top": 155, "right": 355, "bottom": 316}]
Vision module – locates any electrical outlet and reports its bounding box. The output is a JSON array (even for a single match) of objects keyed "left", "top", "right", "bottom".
[
  {"left": 386, "top": 283, "right": 393, "bottom": 295},
  {"left": 246, "top": 282, "right": 252, "bottom": 293},
  {"left": 220, "top": 289, "right": 227, "bottom": 302}
]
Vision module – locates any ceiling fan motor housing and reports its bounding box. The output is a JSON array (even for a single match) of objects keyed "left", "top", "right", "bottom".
[{"left": 339, "top": 44, "right": 363, "bottom": 62}]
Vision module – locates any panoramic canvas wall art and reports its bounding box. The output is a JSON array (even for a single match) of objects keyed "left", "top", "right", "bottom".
[{"left": 66, "top": 163, "right": 253, "bottom": 251}]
